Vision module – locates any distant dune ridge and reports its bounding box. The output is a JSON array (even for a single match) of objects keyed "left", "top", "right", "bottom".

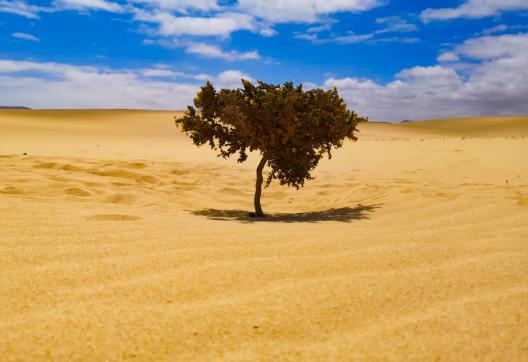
[
  {"left": 0, "top": 110, "right": 527, "bottom": 361},
  {"left": 0, "top": 106, "right": 31, "bottom": 110}
]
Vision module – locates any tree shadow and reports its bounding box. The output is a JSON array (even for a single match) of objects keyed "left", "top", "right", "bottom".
[{"left": 189, "top": 204, "right": 381, "bottom": 223}]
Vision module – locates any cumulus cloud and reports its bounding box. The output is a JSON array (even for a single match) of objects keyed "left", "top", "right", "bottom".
[
  {"left": 325, "top": 33, "right": 528, "bottom": 121},
  {"left": 53, "top": 0, "right": 123, "bottom": 12},
  {"left": 237, "top": 0, "right": 383, "bottom": 23},
  {"left": 0, "top": 60, "right": 254, "bottom": 109},
  {"left": 453, "top": 33, "right": 528, "bottom": 59},
  {"left": 437, "top": 52, "right": 460, "bottom": 62},
  {"left": 1, "top": 0, "right": 384, "bottom": 23},
  {"left": 3, "top": 30, "right": 528, "bottom": 121},
  {"left": 136, "top": 0, "right": 381, "bottom": 43},
  {"left": 1, "top": 0, "right": 387, "bottom": 62},
  {"left": 421, "top": 0, "right": 528, "bottom": 22},
  {"left": 216, "top": 69, "right": 254, "bottom": 88},
  {"left": 134, "top": 10, "right": 256, "bottom": 37},
  {"left": 11, "top": 32, "right": 39, "bottom": 41}
]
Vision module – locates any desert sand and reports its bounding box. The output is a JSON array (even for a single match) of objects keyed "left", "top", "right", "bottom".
[{"left": 1, "top": 110, "right": 527, "bottom": 361}]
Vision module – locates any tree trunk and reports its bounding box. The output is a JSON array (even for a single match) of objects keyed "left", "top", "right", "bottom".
[{"left": 253, "top": 155, "right": 268, "bottom": 218}]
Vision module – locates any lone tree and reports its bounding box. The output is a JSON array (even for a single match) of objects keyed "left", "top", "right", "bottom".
[{"left": 175, "top": 80, "right": 366, "bottom": 218}]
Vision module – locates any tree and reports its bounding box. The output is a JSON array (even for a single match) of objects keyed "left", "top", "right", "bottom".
[{"left": 175, "top": 80, "right": 366, "bottom": 218}]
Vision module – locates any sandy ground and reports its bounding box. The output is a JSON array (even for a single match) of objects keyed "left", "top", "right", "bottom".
[{"left": 1, "top": 110, "right": 527, "bottom": 361}]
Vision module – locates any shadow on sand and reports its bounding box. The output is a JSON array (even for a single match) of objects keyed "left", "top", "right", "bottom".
[{"left": 189, "top": 204, "right": 381, "bottom": 223}]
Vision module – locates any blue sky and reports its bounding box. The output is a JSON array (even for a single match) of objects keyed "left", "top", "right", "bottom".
[{"left": 1, "top": 0, "right": 527, "bottom": 121}]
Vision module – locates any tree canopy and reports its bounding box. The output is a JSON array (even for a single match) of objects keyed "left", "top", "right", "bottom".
[{"left": 175, "top": 79, "right": 366, "bottom": 217}]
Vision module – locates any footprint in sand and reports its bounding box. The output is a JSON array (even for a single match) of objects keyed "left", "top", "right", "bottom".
[
  {"left": 111, "top": 182, "right": 133, "bottom": 187},
  {"left": 514, "top": 192, "right": 528, "bottom": 206},
  {"left": 65, "top": 187, "right": 91, "bottom": 197},
  {"left": 86, "top": 214, "right": 141, "bottom": 221},
  {"left": 220, "top": 187, "right": 248, "bottom": 196},
  {"left": 106, "top": 193, "right": 137, "bottom": 204},
  {"left": 170, "top": 168, "right": 189, "bottom": 176},
  {"left": 436, "top": 192, "right": 458, "bottom": 200},
  {"left": 125, "top": 162, "right": 147, "bottom": 170},
  {"left": 33, "top": 162, "right": 83, "bottom": 172},
  {"left": 136, "top": 175, "right": 158, "bottom": 184},
  {"left": 400, "top": 187, "right": 416, "bottom": 194},
  {"left": 90, "top": 168, "right": 158, "bottom": 185},
  {"left": 33, "top": 162, "right": 58, "bottom": 169},
  {"left": 0, "top": 186, "right": 24, "bottom": 195}
]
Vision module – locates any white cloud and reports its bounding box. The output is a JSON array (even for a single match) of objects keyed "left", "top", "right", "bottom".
[
  {"left": 421, "top": 0, "right": 528, "bottom": 22},
  {"left": 321, "top": 33, "right": 374, "bottom": 44},
  {"left": 0, "top": 59, "right": 254, "bottom": 109},
  {"left": 11, "top": 32, "right": 39, "bottom": 41},
  {"left": 396, "top": 65, "right": 462, "bottom": 87},
  {"left": 302, "top": 81, "right": 318, "bottom": 90},
  {"left": 141, "top": 68, "right": 187, "bottom": 77},
  {"left": 0, "top": 0, "right": 384, "bottom": 63},
  {"left": 480, "top": 24, "right": 509, "bottom": 35},
  {"left": 295, "top": 31, "right": 417, "bottom": 45},
  {"left": 216, "top": 69, "right": 254, "bottom": 88},
  {"left": 237, "top": 0, "right": 384, "bottom": 23},
  {"left": 0, "top": 0, "right": 44, "bottom": 18},
  {"left": 194, "top": 73, "right": 212, "bottom": 81},
  {"left": 295, "top": 28, "right": 375, "bottom": 44},
  {"left": 185, "top": 42, "right": 260, "bottom": 61},
  {"left": 130, "top": 0, "right": 220, "bottom": 12},
  {"left": 437, "top": 52, "right": 460, "bottom": 62},
  {"left": 53, "top": 0, "right": 123, "bottom": 12},
  {"left": 0, "top": 74, "right": 195, "bottom": 109},
  {"left": 306, "top": 23, "right": 334, "bottom": 33},
  {"left": 294, "top": 33, "right": 318, "bottom": 41},
  {"left": 259, "top": 27, "right": 277, "bottom": 37},
  {"left": 0, "top": 0, "right": 123, "bottom": 18},
  {"left": 454, "top": 33, "right": 528, "bottom": 60},
  {"left": 143, "top": 38, "right": 261, "bottom": 62},
  {"left": 325, "top": 33, "right": 528, "bottom": 121},
  {"left": 375, "top": 16, "right": 417, "bottom": 34},
  {"left": 376, "top": 36, "right": 419, "bottom": 43},
  {"left": 0, "top": 61, "right": 192, "bottom": 109},
  {"left": 134, "top": 10, "right": 256, "bottom": 37},
  {"left": 0, "top": 59, "right": 95, "bottom": 74},
  {"left": 295, "top": 15, "right": 417, "bottom": 45},
  {"left": 3, "top": 30, "right": 528, "bottom": 121}
]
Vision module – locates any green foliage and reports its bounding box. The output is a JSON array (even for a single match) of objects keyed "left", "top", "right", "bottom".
[{"left": 175, "top": 80, "right": 366, "bottom": 189}]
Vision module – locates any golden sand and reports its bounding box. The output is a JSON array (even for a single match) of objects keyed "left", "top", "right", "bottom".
[{"left": 1, "top": 110, "right": 527, "bottom": 361}]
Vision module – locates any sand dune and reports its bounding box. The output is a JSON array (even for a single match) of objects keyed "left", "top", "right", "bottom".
[
  {"left": 1, "top": 110, "right": 527, "bottom": 361},
  {"left": 362, "top": 115, "right": 528, "bottom": 140}
]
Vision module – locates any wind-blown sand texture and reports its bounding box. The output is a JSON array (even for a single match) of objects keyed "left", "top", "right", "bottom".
[{"left": 1, "top": 110, "right": 528, "bottom": 361}]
